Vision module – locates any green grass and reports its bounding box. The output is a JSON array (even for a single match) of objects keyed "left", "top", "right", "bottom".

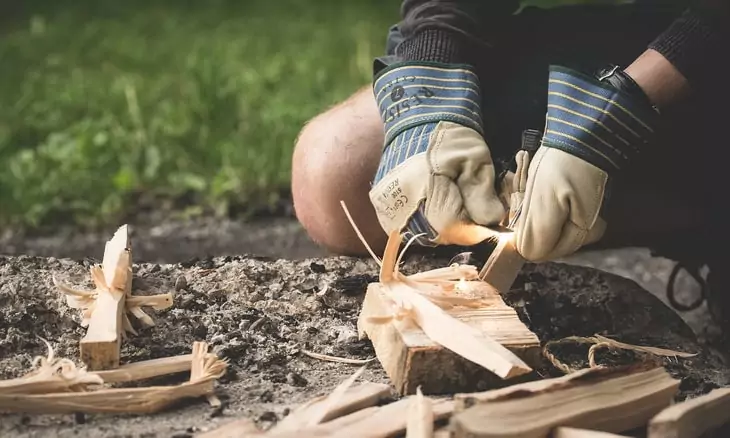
[
  {"left": 0, "top": 0, "right": 633, "bottom": 231},
  {"left": 0, "top": 0, "right": 398, "bottom": 229}
]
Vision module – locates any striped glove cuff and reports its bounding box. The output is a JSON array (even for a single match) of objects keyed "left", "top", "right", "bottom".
[
  {"left": 373, "top": 62, "right": 484, "bottom": 146},
  {"left": 544, "top": 65, "right": 660, "bottom": 172}
]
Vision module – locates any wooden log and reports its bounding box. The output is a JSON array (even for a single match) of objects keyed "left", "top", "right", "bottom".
[
  {"left": 196, "top": 418, "right": 262, "bottom": 438},
  {"left": 406, "top": 388, "right": 433, "bottom": 438},
  {"left": 450, "top": 365, "right": 680, "bottom": 438},
  {"left": 478, "top": 231, "right": 524, "bottom": 294},
  {"left": 80, "top": 224, "right": 131, "bottom": 370},
  {"left": 93, "top": 353, "right": 213, "bottom": 384},
  {"left": 454, "top": 366, "right": 600, "bottom": 412},
  {"left": 357, "top": 281, "right": 541, "bottom": 395},
  {"left": 553, "top": 428, "right": 630, "bottom": 438},
  {"left": 271, "top": 382, "right": 392, "bottom": 433},
  {"left": 267, "top": 396, "right": 454, "bottom": 438},
  {"left": 648, "top": 387, "right": 730, "bottom": 438}
]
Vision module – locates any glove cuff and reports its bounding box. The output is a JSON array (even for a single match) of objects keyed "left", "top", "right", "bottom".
[
  {"left": 543, "top": 65, "right": 660, "bottom": 173},
  {"left": 373, "top": 61, "right": 484, "bottom": 146}
]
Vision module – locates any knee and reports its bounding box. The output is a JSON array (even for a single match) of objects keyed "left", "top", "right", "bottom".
[{"left": 291, "top": 87, "right": 387, "bottom": 256}]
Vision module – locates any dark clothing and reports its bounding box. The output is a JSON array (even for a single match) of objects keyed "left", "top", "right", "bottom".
[
  {"left": 391, "top": 1, "right": 730, "bottom": 93},
  {"left": 374, "top": 1, "right": 730, "bottom": 262}
]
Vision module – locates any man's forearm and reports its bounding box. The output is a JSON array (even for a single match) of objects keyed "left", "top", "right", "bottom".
[
  {"left": 624, "top": 49, "right": 690, "bottom": 110},
  {"left": 628, "top": 2, "right": 730, "bottom": 107}
]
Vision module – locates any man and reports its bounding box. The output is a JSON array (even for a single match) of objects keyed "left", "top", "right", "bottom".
[{"left": 292, "top": 1, "right": 730, "bottom": 330}]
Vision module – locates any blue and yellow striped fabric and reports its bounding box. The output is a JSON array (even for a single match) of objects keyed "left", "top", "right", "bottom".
[
  {"left": 371, "top": 62, "right": 485, "bottom": 245},
  {"left": 544, "top": 65, "right": 658, "bottom": 172},
  {"left": 373, "top": 62, "right": 483, "bottom": 147}
]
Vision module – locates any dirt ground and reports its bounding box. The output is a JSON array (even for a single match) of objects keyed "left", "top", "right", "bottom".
[{"left": 1, "top": 215, "right": 728, "bottom": 437}]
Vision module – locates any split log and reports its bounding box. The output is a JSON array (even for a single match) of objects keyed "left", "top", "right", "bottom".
[
  {"left": 0, "top": 341, "right": 227, "bottom": 415},
  {"left": 93, "top": 353, "right": 214, "bottom": 384},
  {"left": 453, "top": 366, "right": 603, "bottom": 412},
  {"left": 553, "top": 428, "right": 630, "bottom": 438},
  {"left": 478, "top": 232, "right": 525, "bottom": 294},
  {"left": 54, "top": 224, "right": 175, "bottom": 371},
  {"left": 648, "top": 387, "right": 730, "bottom": 438},
  {"left": 80, "top": 224, "right": 131, "bottom": 370},
  {"left": 357, "top": 280, "right": 541, "bottom": 395},
  {"left": 271, "top": 381, "right": 392, "bottom": 432},
  {"left": 406, "top": 387, "right": 433, "bottom": 438},
  {"left": 267, "top": 396, "right": 454, "bottom": 438},
  {"left": 450, "top": 365, "right": 680, "bottom": 438},
  {"left": 197, "top": 418, "right": 262, "bottom": 438}
]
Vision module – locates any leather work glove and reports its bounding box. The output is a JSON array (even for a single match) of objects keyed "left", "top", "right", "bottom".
[
  {"left": 515, "top": 65, "right": 660, "bottom": 261},
  {"left": 368, "top": 62, "right": 506, "bottom": 247}
]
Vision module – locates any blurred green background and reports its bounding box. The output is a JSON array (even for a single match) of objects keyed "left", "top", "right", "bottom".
[{"left": 0, "top": 0, "right": 628, "bottom": 231}]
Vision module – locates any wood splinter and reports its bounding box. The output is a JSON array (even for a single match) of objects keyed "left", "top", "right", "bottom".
[
  {"left": 53, "top": 224, "right": 174, "bottom": 371},
  {"left": 648, "top": 387, "right": 730, "bottom": 438},
  {"left": 478, "top": 231, "right": 525, "bottom": 294}
]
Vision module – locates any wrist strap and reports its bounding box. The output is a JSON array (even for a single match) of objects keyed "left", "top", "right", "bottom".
[{"left": 596, "top": 64, "right": 659, "bottom": 113}]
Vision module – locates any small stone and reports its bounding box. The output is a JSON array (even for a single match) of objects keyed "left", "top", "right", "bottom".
[
  {"left": 210, "top": 334, "right": 226, "bottom": 345},
  {"left": 238, "top": 319, "right": 251, "bottom": 331},
  {"left": 175, "top": 275, "right": 188, "bottom": 291},
  {"left": 298, "top": 278, "right": 318, "bottom": 292},
  {"left": 267, "top": 283, "right": 283, "bottom": 300},
  {"left": 309, "top": 262, "right": 326, "bottom": 273},
  {"left": 286, "top": 371, "right": 308, "bottom": 387},
  {"left": 260, "top": 390, "right": 274, "bottom": 402},
  {"left": 249, "top": 317, "right": 267, "bottom": 332},
  {"left": 335, "top": 327, "right": 358, "bottom": 345},
  {"left": 259, "top": 411, "right": 278, "bottom": 422},
  {"left": 305, "top": 325, "right": 318, "bottom": 334}
]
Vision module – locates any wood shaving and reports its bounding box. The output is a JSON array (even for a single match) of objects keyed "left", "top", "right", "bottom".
[{"left": 300, "top": 350, "right": 375, "bottom": 365}]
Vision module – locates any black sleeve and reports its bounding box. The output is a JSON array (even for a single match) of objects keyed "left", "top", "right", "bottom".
[
  {"left": 395, "top": 0, "right": 520, "bottom": 66},
  {"left": 648, "top": 0, "right": 730, "bottom": 93}
]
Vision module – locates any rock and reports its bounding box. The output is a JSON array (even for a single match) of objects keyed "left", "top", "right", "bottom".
[
  {"left": 334, "top": 326, "right": 358, "bottom": 345},
  {"left": 174, "top": 275, "right": 188, "bottom": 291}
]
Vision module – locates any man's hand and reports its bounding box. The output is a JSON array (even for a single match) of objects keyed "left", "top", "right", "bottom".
[
  {"left": 515, "top": 65, "right": 660, "bottom": 261},
  {"left": 369, "top": 62, "right": 506, "bottom": 246}
]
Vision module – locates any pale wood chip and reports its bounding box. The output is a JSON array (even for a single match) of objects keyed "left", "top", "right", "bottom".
[{"left": 300, "top": 350, "right": 375, "bottom": 365}]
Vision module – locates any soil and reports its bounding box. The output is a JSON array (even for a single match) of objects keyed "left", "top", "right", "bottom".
[{"left": 1, "top": 215, "right": 729, "bottom": 437}]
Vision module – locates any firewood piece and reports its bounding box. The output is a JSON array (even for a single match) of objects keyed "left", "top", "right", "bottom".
[
  {"left": 0, "top": 341, "right": 227, "bottom": 414},
  {"left": 196, "top": 418, "right": 262, "bottom": 438},
  {"left": 433, "top": 427, "right": 452, "bottom": 438},
  {"left": 93, "top": 353, "right": 214, "bottom": 384},
  {"left": 406, "top": 387, "right": 433, "bottom": 438},
  {"left": 80, "top": 224, "right": 131, "bottom": 370},
  {"left": 267, "top": 396, "right": 454, "bottom": 438},
  {"left": 357, "top": 280, "right": 541, "bottom": 395},
  {"left": 647, "top": 387, "right": 730, "bottom": 438},
  {"left": 272, "top": 380, "right": 391, "bottom": 432},
  {"left": 454, "top": 366, "right": 605, "bottom": 412},
  {"left": 553, "top": 428, "right": 630, "bottom": 438},
  {"left": 478, "top": 232, "right": 524, "bottom": 294},
  {"left": 126, "top": 293, "right": 174, "bottom": 310},
  {"left": 450, "top": 365, "right": 680, "bottom": 438}
]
